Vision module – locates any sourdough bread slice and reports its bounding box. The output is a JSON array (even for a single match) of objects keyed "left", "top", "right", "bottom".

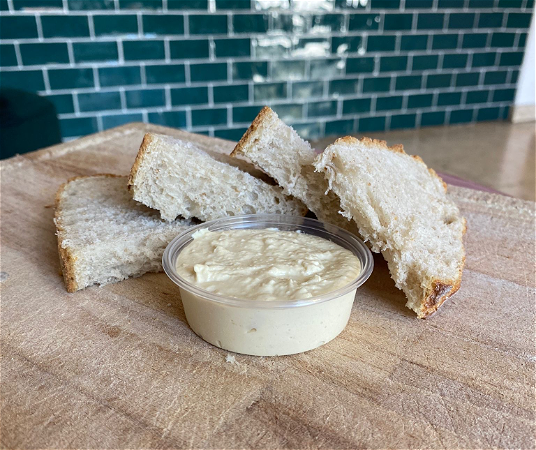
[
  {"left": 314, "top": 137, "right": 466, "bottom": 318},
  {"left": 55, "top": 174, "right": 194, "bottom": 292},
  {"left": 128, "top": 133, "right": 306, "bottom": 222},
  {"left": 231, "top": 107, "right": 356, "bottom": 232}
]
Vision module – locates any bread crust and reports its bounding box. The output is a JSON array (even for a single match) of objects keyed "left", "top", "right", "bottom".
[
  {"left": 325, "top": 136, "right": 466, "bottom": 319},
  {"left": 231, "top": 106, "right": 275, "bottom": 158},
  {"left": 128, "top": 133, "right": 155, "bottom": 190},
  {"left": 55, "top": 174, "right": 124, "bottom": 293}
]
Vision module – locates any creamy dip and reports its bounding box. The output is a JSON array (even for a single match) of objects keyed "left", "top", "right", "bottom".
[{"left": 175, "top": 229, "right": 362, "bottom": 301}]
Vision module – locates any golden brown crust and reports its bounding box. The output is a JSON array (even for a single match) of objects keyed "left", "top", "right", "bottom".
[
  {"left": 230, "top": 106, "right": 276, "bottom": 158},
  {"left": 128, "top": 133, "right": 155, "bottom": 190},
  {"left": 54, "top": 174, "right": 124, "bottom": 293}
]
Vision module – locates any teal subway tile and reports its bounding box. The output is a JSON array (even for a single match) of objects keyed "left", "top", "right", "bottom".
[
  {"left": 143, "top": 15, "right": 184, "bottom": 35},
  {"left": 417, "top": 13, "right": 444, "bottom": 30},
  {"left": 421, "top": 111, "right": 446, "bottom": 127},
  {"left": 254, "top": 82, "right": 287, "bottom": 101},
  {"left": 412, "top": 55, "right": 439, "bottom": 70},
  {"left": 293, "top": 81, "right": 323, "bottom": 99},
  {"left": 477, "top": 13, "right": 503, "bottom": 28},
  {"left": 213, "top": 84, "right": 249, "bottom": 103},
  {"left": 390, "top": 113, "right": 416, "bottom": 130},
  {"left": 307, "top": 100, "right": 337, "bottom": 118},
  {"left": 190, "top": 14, "right": 227, "bottom": 34},
  {"left": 426, "top": 73, "right": 452, "bottom": 88},
  {"left": 346, "top": 57, "right": 374, "bottom": 73},
  {"left": 102, "top": 113, "right": 143, "bottom": 130},
  {"left": 376, "top": 95, "right": 403, "bottom": 111},
  {"left": 194, "top": 130, "right": 211, "bottom": 136},
  {"left": 332, "top": 36, "right": 364, "bottom": 54},
  {"left": 379, "top": 56, "right": 408, "bottom": 72},
  {"left": 68, "top": 0, "right": 115, "bottom": 10},
  {"left": 271, "top": 103, "right": 303, "bottom": 121},
  {"left": 254, "top": 36, "right": 292, "bottom": 58},
  {"left": 477, "top": 107, "right": 500, "bottom": 121},
  {"left": 468, "top": 0, "right": 495, "bottom": 6},
  {"left": 119, "top": 0, "right": 163, "bottom": 9},
  {"left": 432, "top": 34, "right": 458, "bottom": 50},
  {"left": 145, "top": 64, "right": 186, "bottom": 84},
  {"left": 125, "top": 88, "right": 166, "bottom": 108},
  {"left": 448, "top": 13, "right": 475, "bottom": 29},
  {"left": 60, "top": 117, "right": 99, "bottom": 138},
  {"left": 99, "top": 66, "right": 141, "bottom": 87},
  {"left": 498, "top": 0, "right": 523, "bottom": 6},
  {"left": 215, "top": 38, "right": 251, "bottom": 57},
  {"left": 519, "top": 32, "right": 527, "bottom": 47},
  {"left": 499, "top": 52, "right": 524, "bottom": 66},
  {"left": 20, "top": 43, "right": 69, "bottom": 65},
  {"left": 123, "top": 40, "right": 165, "bottom": 60},
  {"left": 500, "top": 106, "right": 510, "bottom": 120},
  {"left": 358, "top": 116, "right": 386, "bottom": 132},
  {"left": 507, "top": 12, "right": 532, "bottom": 28},
  {"left": 330, "top": 78, "right": 360, "bottom": 95},
  {"left": 13, "top": 0, "right": 62, "bottom": 8},
  {"left": 0, "top": 44, "right": 17, "bottom": 66},
  {"left": 41, "top": 16, "right": 90, "bottom": 38},
  {"left": 216, "top": 0, "right": 250, "bottom": 9},
  {"left": 0, "top": 0, "right": 7, "bottom": 9},
  {"left": 449, "top": 109, "right": 473, "bottom": 124},
  {"left": 171, "top": 86, "right": 209, "bottom": 105},
  {"left": 310, "top": 58, "right": 344, "bottom": 79},
  {"left": 233, "top": 105, "right": 263, "bottom": 123},
  {"left": 191, "top": 62, "right": 227, "bottom": 82},
  {"left": 483, "top": 70, "right": 508, "bottom": 84},
  {"left": 291, "top": 123, "right": 322, "bottom": 140},
  {"left": 170, "top": 39, "right": 209, "bottom": 59},
  {"left": 232, "top": 61, "right": 268, "bottom": 80},
  {"left": 336, "top": 0, "right": 367, "bottom": 8},
  {"left": 462, "top": 33, "right": 487, "bottom": 49},
  {"left": 0, "top": 70, "right": 44, "bottom": 91},
  {"left": 168, "top": 0, "right": 208, "bottom": 9},
  {"left": 406, "top": 0, "right": 434, "bottom": 7},
  {"left": 311, "top": 14, "right": 345, "bottom": 32},
  {"left": 325, "top": 119, "right": 354, "bottom": 135},
  {"left": 400, "top": 34, "right": 428, "bottom": 51},
  {"left": 466, "top": 89, "right": 489, "bottom": 104},
  {"left": 148, "top": 111, "right": 186, "bottom": 127},
  {"left": 348, "top": 13, "right": 381, "bottom": 31},
  {"left": 363, "top": 76, "right": 391, "bottom": 93},
  {"left": 455, "top": 72, "right": 480, "bottom": 87},
  {"left": 73, "top": 42, "right": 118, "bottom": 63},
  {"left": 384, "top": 13, "right": 413, "bottom": 30},
  {"left": 510, "top": 69, "right": 519, "bottom": 83},
  {"left": 214, "top": 127, "right": 248, "bottom": 141},
  {"left": 191, "top": 108, "right": 227, "bottom": 126},
  {"left": 49, "top": 68, "right": 94, "bottom": 89},
  {"left": 442, "top": 54, "right": 468, "bottom": 69},
  {"left": 407, "top": 93, "right": 433, "bottom": 108},
  {"left": 471, "top": 52, "right": 497, "bottom": 67},
  {"left": 438, "top": 0, "right": 464, "bottom": 6},
  {"left": 342, "top": 98, "right": 372, "bottom": 114},
  {"left": 437, "top": 92, "right": 462, "bottom": 106},
  {"left": 233, "top": 14, "right": 268, "bottom": 33},
  {"left": 0, "top": 16, "right": 38, "bottom": 39},
  {"left": 370, "top": 0, "right": 400, "bottom": 8},
  {"left": 367, "top": 35, "right": 396, "bottom": 52},
  {"left": 78, "top": 91, "right": 121, "bottom": 112},
  {"left": 493, "top": 88, "right": 516, "bottom": 102},
  {"left": 94, "top": 15, "right": 138, "bottom": 36},
  {"left": 395, "top": 75, "right": 422, "bottom": 90},
  {"left": 491, "top": 32, "right": 516, "bottom": 47},
  {"left": 272, "top": 14, "right": 298, "bottom": 34}
]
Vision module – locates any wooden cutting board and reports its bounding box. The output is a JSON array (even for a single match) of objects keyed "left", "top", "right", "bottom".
[{"left": 1, "top": 123, "right": 534, "bottom": 449}]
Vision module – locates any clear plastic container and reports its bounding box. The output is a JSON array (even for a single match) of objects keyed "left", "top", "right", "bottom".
[{"left": 162, "top": 214, "right": 373, "bottom": 356}]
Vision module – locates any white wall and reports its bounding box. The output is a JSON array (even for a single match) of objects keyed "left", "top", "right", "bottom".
[{"left": 515, "top": 14, "right": 535, "bottom": 107}]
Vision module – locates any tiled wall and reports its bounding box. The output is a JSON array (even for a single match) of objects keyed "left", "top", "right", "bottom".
[{"left": 0, "top": 0, "right": 533, "bottom": 141}]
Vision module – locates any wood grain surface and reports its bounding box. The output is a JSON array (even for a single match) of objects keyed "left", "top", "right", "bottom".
[{"left": 1, "top": 123, "right": 535, "bottom": 449}]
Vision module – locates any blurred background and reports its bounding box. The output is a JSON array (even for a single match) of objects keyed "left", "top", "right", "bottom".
[{"left": 0, "top": 0, "right": 534, "bottom": 197}]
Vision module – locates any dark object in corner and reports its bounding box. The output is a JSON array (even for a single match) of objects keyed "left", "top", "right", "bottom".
[{"left": 0, "top": 88, "right": 62, "bottom": 160}]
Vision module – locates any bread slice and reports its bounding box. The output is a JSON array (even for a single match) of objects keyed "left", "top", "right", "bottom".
[
  {"left": 314, "top": 137, "right": 466, "bottom": 318},
  {"left": 55, "top": 174, "right": 194, "bottom": 292},
  {"left": 231, "top": 107, "right": 357, "bottom": 232},
  {"left": 128, "top": 133, "right": 307, "bottom": 222}
]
